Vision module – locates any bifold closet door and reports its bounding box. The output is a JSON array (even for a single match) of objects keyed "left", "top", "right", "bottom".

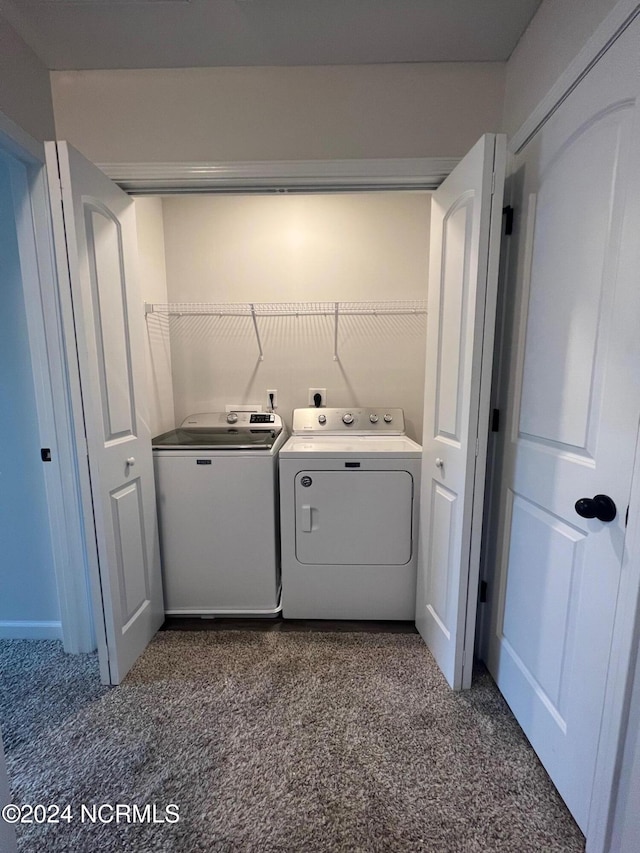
[
  {"left": 46, "top": 141, "right": 164, "bottom": 685},
  {"left": 416, "top": 133, "right": 506, "bottom": 690}
]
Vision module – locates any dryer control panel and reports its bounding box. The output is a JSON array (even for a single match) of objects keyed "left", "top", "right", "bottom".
[{"left": 292, "top": 407, "right": 405, "bottom": 435}]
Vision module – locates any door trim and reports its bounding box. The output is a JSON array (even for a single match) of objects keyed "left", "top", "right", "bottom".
[
  {"left": 510, "top": 0, "right": 640, "bottom": 154},
  {"left": 593, "top": 422, "right": 640, "bottom": 853},
  {"left": 0, "top": 115, "right": 95, "bottom": 655},
  {"left": 460, "top": 135, "right": 506, "bottom": 688},
  {"left": 0, "top": 110, "right": 43, "bottom": 163}
]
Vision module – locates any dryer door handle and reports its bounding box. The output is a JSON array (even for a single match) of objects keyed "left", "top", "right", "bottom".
[{"left": 300, "top": 504, "right": 313, "bottom": 532}]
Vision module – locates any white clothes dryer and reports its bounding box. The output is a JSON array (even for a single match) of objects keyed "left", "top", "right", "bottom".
[{"left": 279, "top": 407, "right": 421, "bottom": 620}]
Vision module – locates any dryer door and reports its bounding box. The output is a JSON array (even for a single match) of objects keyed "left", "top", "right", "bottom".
[{"left": 295, "top": 470, "right": 413, "bottom": 565}]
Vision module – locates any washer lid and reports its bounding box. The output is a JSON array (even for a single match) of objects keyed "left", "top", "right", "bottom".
[
  {"left": 153, "top": 411, "right": 283, "bottom": 449},
  {"left": 152, "top": 428, "right": 279, "bottom": 450},
  {"left": 279, "top": 435, "right": 422, "bottom": 458}
]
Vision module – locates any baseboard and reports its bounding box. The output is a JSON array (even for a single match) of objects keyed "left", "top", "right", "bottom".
[{"left": 0, "top": 621, "right": 63, "bottom": 640}]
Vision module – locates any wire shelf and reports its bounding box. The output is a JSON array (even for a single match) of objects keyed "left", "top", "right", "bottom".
[
  {"left": 145, "top": 300, "right": 427, "bottom": 316},
  {"left": 144, "top": 300, "right": 427, "bottom": 360}
]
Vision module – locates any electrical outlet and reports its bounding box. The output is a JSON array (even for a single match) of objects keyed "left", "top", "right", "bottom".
[
  {"left": 308, "top": 388, "right": 327, "bottom": 408},
  {"left": 267, "top": 389, "right": 278, "bottom": 411}
]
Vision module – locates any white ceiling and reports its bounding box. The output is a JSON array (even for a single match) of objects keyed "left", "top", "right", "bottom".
[{"left": 1, "top": 0, "right": 542, "bottom": 71}]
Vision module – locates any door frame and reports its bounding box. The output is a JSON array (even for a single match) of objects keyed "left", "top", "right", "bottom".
[
  {"left": 481, "top": 1, "right": 640, "bottom": 850},
  {"left": 0, "top": 111, "right": 95, "bottom": 654}
]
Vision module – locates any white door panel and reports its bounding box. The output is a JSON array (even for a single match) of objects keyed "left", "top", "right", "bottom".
[
  {"left": 46, "top": 141, "right": 163, "bottom": 685},
  {"left": 518, "top": 113, "right": 627, "bottom": 453},
  {"left": 416, "top": 134, "right": 506, "bottom": 689},
  {"left": 487, "top": 19, "right": 640, "bottom": 832}
]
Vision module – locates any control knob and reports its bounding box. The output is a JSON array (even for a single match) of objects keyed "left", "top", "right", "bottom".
[
  {"left": 342, "top": 413, "right": 354, "bottom": 425},
  {"left": 318, "top": 414, "right": 327, "bottom": 424},
  {"left": 226, "top": 412, "right": 238, "bottom": 424},
  {"left": 369, "top": 414, "right": 379, "bottom": 423},
  {"left": 384, "top": 413, "right": 393, "bottom": 423}
]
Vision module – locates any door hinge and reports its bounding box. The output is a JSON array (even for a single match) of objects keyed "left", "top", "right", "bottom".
[
  {"left": 475, "top": 437, "right": 479, "bottom": 457},
  {"left": 41, "top": 448, "right": 52, "bottom": 462},
  {"left": 491, "top": 408, "right": 500, "bottom": 432},
  {"left": 479, "top": 580, "right": 488, "bottom": 603},
  {"left": 503, "top": 205, "right": 514, "bottom": 235},
  {"left": 491, "top": 172, "right": 496, "bottom": 196},
  {"left": 626, "top": 505, "right": 629, "bottom": 528}
]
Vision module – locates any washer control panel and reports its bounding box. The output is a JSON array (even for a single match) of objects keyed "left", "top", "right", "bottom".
[
  {"left": 292, "top": 407, "right": 405, "bottom": 435},
  {"left": 181, "top": 412, "right": 282, "bottom": 433}
]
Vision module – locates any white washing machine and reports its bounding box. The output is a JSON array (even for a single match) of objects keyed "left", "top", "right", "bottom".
[
  {"left": 279, "top": 407, "right": 421, "bottom": 620},
  {"left": 152, "top": 411, "right": 287, "bottom": 616}
]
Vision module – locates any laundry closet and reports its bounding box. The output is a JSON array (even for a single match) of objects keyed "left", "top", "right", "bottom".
[
  {"left": 133, "top": 190, "right": 430, "bottom": 625},
  {"left": 133, "top": 191, "right": 431, "bottom": 442},
  {"left": 42, "top": 135, "right": 502, "bottom": 687}
]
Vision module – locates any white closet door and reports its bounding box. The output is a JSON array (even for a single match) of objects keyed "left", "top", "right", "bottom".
[
  {"left": 46, "top": 141, "right": 164, "bottom": 685},
  {"left": 486, "top": 19, "right": 640, "bottom": 832},
  {"left": 416, "top": 134, "right": 506, "bottom": 689}
]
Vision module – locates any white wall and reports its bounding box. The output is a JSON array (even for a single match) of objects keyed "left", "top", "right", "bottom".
[
  {"left": 50, "top": 63, "right": 504, "bottom": 163},
  {"left": 503, "top": 0, "right": 619, "bottom": 136},
  {"left": 134, "top": 197, "right": 175, "bottom": 437},
  {"left": 155, "top": 192, "right": 429, "bottom": 441},
  {"left": 0, "top": 16, "right": 55, "bottom": 142},
  {"left": 0, "top": 150, "right": 60, "bottom": 636}
]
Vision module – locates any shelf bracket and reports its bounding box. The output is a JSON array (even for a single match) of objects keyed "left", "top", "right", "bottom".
[
  {"left": 333, "top": 301, "right": 339, "bottom": 361},
  {"left": 250, "top": 303, "right": 264, "bottom": 361}
]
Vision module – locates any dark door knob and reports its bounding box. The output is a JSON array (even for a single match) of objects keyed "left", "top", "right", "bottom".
[{"left": 575, "top": 494, "right": 617, "bottom": 522}]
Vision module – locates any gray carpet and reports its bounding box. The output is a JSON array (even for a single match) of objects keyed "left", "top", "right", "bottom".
[
  {"left": 0, "top": 640, "right": 109, "bottom": 754},
  {"left": 0, "top": 632, "right": 585, "bottom": 852}
]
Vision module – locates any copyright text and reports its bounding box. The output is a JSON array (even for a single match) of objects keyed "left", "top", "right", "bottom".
[{"left": 1, "top": 803, "right": 180, "bottom": 825}]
